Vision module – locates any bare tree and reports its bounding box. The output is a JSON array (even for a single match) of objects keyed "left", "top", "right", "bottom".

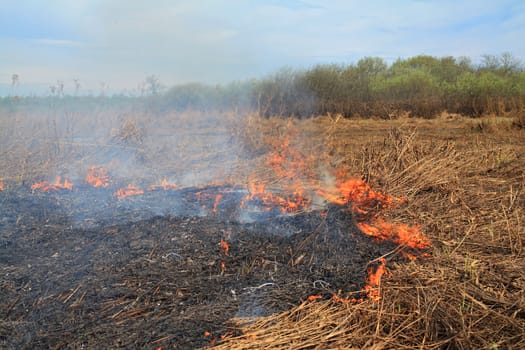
[
  {"left": 11, "top": 74, "right": 19, "bottom": 87},
  {"left": 57, "top": 80, "right": 64, "bottom": 97},
  {"left": 73, "top": 78, "right": 81, "bottom": 95},
  {"left": 10, "top": 74, "right": 20, "bottom": 96},
  {"left": 500, "top": 52, "right": 522, "bottom": 75},
  {"left": 144, "top": 75, "right": 163, "bottom": 96}
]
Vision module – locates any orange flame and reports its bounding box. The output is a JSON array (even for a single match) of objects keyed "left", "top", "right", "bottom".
[
  {"left": 31, "top": 176, "right": 73, "bottom": 192},
  {"left": 212, "top": 194, "right": 223, "bottom": 214},
  {"left": 220, "top": 330, "right": 234, "bottom": 339},
  {"left": 332, "top": 293, "right": 361, "bottom": 304},
  {"left": 220, "top": 239, "right": 230, "bottom": 256},
  {"left": 356, "top": 219, "right": 430, "bottom": 249},
  {"left": 307, "top": 294, "right": 323, "bottom": 302},
  {"left": 241, "top": 180, "right": 309, "bottom": 213},
  {"left": 0, "top": 179, "right": 4, "bottom": 191},
  {"left": 114, "top": 184, "right": 144, "bottom": 199},
  {"left": 317, "top": 177, "right": 403, "bottom": 213},
  {"left": 365, "top": 258, "right": 386, "bottom": 302},
  {"left": 147, "top": 179, "right": 177, "bottom": 191},
  {"left": 318, "top": 173, "right": 430, "bottom": 251},
  {"left": 220, "top": 261, "right": 226, "bottom": 274},
  {"left": 86, "top": 166, "right": 110, "bottom": 188}
]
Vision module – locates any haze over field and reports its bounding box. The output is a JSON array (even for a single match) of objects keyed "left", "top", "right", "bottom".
[{"left": 1, "top": 0, "right": 524, "bottom": 95}]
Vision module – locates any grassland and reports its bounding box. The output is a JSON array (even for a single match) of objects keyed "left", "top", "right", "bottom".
[
  {"left": 217, "top": 113, "right": 525, "bottom": 349},
  {"left": 1, "top": 106, "right": 524, "bottom": 348}
]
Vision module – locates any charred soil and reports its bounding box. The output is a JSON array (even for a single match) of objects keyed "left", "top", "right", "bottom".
[{"left": 0, "top": 187, "right": 403, "bottom": 349}]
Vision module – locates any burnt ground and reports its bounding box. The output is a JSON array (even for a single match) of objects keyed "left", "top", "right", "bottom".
[{"left": 0, "top": 186, "right": 406, "bottom": 349}]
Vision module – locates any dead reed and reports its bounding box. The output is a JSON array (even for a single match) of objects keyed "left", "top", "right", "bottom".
[{"left": 213, "top": 115, "right": 525, "bottom": 349}]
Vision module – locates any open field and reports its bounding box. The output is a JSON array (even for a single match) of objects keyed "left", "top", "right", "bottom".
[
  {"left": 219, "top": 114, "right": 525, "bottom": 349},
  {"left": 1, "top": 107, "right": 524, "bottom": 349}
]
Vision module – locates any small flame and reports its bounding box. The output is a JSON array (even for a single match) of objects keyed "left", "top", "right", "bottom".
[
  {"left": 114, "top": 184, "right": 144, "bottom": 199},
  {"left": 86, "top": 166, "right": 110, "bottom": 188},
  {"left": 317, "top": 177, "right": 403, "bottom": 213},
  {"left": 332, "top": 293, "right": 361, "bottom": 304},
  {"left": 241, "top": 180, "right": 309, "bottom": 213},
  {"left": 365, "top": 258, "right": 386, "bottom": 302},
  {"left": 0, "top": 179, "right": 4, "bottom": 191},
  {"left": 220, "top": 330, "right": 234, "bottom": 339},
  {"left": 307, "top": 294, "right": 323, "bottom": 302},
  {"left": 31, "top": 176, "right": 73, "bottom": 192},
  {"left": 212, "top": 194, "right": 223, "bottom": 214},
  {"left": 356, "top": 219, "right": 430, "bottom": 249},
  {"left": 219, "top": 239, "right": 230, "bottom": 256},
  {"left": 147, "top": 179, "right": 177, "bottom": 191}
]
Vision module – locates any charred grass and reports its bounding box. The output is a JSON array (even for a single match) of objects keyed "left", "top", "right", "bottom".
[
  {"left": 217, "top": 114, "right": 525, "bottom": 349},
  {"left": 1, "top": 109, "right": 524, "bottom": 349}
]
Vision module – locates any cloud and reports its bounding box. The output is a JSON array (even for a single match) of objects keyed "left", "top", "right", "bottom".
[{"left": 2, "top": 0, "right": 524, "bottom": 92}]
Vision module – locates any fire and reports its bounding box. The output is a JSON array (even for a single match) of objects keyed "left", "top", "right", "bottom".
[
  {"left": 365, "top": 258, "right": 387, "bottom": 302},
  {"left": 356, "top": 219, "right": 430, "bottom": 249},
  {"left": 86, "top": 166, "right": 110, "bottom": 188},
  {"left": 317, "top": 177, "right": 403, "bottom": 214},
  {"left": 219, "top": 239, "right": 230, "bottom": 256},
  {"left": 332, "top": 293, "right": 361, "bottom": 304},
  {"left": 307, "top": 294, "right": 323, "bottom": 302},
  {"left": 241, "top": 180, "right": 309, "bottom": 213},
  {"left": 31, "top": 176, "right": 73, "bottom": 192},
  {"left": 0, "top": 179, "right": 4, "bottom": 191},
  {"left": 318, "top": 173, "right": 430, "bottom": 251},
  {"left": 114, "top": 184, "right": 144, "bottom": 199},
  {"left": 147, "top": 179, "right": 177, "bottom": 191},
  {"left": 212, "top": 194, "right": 223, "bottom": 214}
]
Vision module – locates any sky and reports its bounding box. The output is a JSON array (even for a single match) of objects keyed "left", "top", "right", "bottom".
[{"left": 1, "top": 0, "right": 524, "bottom": 95}]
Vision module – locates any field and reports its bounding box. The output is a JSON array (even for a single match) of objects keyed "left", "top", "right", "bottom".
[{"left": 1, "top": 106, "right": 524, "bottom": 349}]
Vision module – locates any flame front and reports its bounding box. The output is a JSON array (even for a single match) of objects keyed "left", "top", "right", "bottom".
[
  {"left": 31, "top": 176, "right": 73, "bottom": 192},
  {"left": 0, "top": 179, "right": 4, "bottom": 191},
  {"left": 86, "top": 166, "right": 110, "bottom": 188},
  {"left": 147, "top": 179, "right": 177, "bottom": 191},
  {"left": 114, "top": 184, "right": 144, "bottom": 199}
]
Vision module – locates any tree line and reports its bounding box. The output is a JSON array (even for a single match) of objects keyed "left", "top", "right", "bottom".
[
  {"left": 3, "top": 53, "right": 525, "bottom": 118},
  {"left": 249, "top": 53, "right": 525, "bottom": 118}
]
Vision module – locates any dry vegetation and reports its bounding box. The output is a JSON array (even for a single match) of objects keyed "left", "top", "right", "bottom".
[
  {"left": 215, "top": 114, "right": 525, "bottom": 349},
  {"left": 1, "top": 107, "right": 524, "bottom": 349}
]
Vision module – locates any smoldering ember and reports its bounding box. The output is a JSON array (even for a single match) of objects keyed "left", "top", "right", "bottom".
[{"left": 0, "top": 109, "right": 433, "bottom": 349}]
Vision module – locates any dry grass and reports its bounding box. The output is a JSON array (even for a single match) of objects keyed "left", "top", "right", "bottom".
[
  {"left": 1, "top": 108, "right": 524, "bottom": 348},
  {"left": 213, "top": 115, "right": 525, "bottom": 349}
]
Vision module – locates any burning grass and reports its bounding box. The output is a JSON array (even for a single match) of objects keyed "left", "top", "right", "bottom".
[
  {"left": 1, "top": 108, "right": 524, "bottom": 349},
  {"left": 214, "top": 115, "right": 525, "bottom": 349}
]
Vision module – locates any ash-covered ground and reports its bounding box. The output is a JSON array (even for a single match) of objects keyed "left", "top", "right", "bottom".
[{"left": 0, "top": 186, "right": 403, "bottom": 349}]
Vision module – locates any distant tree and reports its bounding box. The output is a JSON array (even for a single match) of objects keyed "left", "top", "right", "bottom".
[
  {"left": 481, "top": 54, "right": 501, "bottom": 71},
  {"left": 500, "top": 52, "right": 523, "bottom": 75},
  {"left": 10, "top": 73, "right": 20, "bottom": 96},
  {"left": 57, "top": 80, "right": 64, "bottom": 97},
  {"left": 144, "top": 75, "right": 163, "bottom": 96},
  {"left": 73, "top": 78, "right": 81, "bottom": 95},
  {"left": 11, "top": 74, "right": 19, "bottom": 87}
]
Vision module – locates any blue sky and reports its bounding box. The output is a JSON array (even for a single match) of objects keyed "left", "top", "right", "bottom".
[{"left": 1, "top": 0, "right": 524, "bottom": 95}]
